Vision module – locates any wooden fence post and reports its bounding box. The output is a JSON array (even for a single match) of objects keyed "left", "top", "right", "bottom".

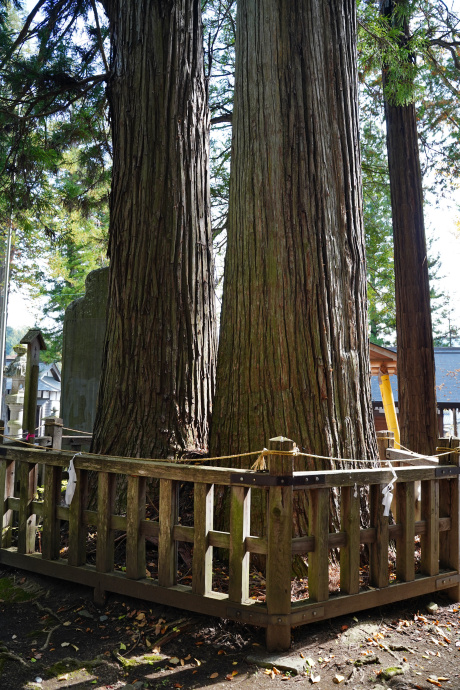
[
  {"left": 439, "top": 437, "right": 460, "bottom": 600},
  {"left": 0, "top": 449, "right": 14, "bottom": 548},
  {"left": 376, "top": 430, "right": 395, "bottom": 461},
  {"left": 17, "top": 461, "right": 38, "bottom": 554},
  {"left": 44, "top": 417, "right": 63, "bottom": 450},
  {"left": 266, "top": 436, "right": 294, "bottom": 652}
]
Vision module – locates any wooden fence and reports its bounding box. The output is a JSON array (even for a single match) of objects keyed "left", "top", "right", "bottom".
[{"left": 1, "top": 424, "right": 460, "bottom": 652}]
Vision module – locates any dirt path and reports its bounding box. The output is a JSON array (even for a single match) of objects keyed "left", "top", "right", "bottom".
[{"left": 1, "top": 563, "right": 460, "bottom": 689}]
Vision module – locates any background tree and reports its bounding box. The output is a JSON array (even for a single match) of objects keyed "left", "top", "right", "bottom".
[{"left": 91, "top": 0, "right": 217, "bottom": 458}]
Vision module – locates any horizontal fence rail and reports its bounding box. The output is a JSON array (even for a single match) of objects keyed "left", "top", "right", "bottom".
[{"left": 1, "top": 430, "right": 460, "bottom": 652}]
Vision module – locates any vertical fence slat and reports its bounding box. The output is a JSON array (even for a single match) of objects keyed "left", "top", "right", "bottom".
[
  {"left": 370, "top": 484, "right": 389, "bottom": 588},
  {"left": 308, "top": 487, "right": 330, "bottom": 601},
  {"left": 395, "top": 481, "right": 415, "bottom": 582},
  {"left": 1, "top": 458, "right": 15, "bottom": 548},
  {"left": 17, "top": 462, "right": 37, "bottom": 554},
  {"left": 420, "top": 479, "right": 439, "bottom": 576},
  {"left": 158, "top": 478, "right": 178, "bottom": 587},
  {"left": 96, "top": 472, "right": 116, "bottom": 573},
  {"left": 266, "top": 437, "right": 294, "bottom": 653},
  {"left": 229, "top": 485, "right": 250, "bottom": 603},
  {"left": 340, "top": 486, "right": 360, "bottom": 595},
  {"left": 126, "top": 476, "right": 146, "bottom": 580},
  {"left": 192, "top": 483, "right": 214, "bottom": 595},
  {"left": 68, "top": 468, "right": 88, "bottom": 566},
  {"left": 439, "top": 438, "right": 460, "bottom": 600},
  {"left": 42, "top": 465, "right": 62, "bottom": 560}
]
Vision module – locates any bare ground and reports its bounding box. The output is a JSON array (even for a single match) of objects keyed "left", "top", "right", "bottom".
[{"left": 1, "top": 563, "right": 460, "bottom": 690}]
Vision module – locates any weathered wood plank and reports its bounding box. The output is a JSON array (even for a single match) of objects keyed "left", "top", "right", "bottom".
[
  {"left": 420, "top": 479, "right": 439, "bottom": 577},
  {"left": 266, "top": 437, "right": 294, "bottom": 652},
  {"left": 158, "top": 479, "right": 178, "bottom": 588},
  {"left": 370, "top": 484, "right": 389, "bottom": 589},
  {"left": 192, "top": 483, "right": 214, "bottom": 596},
  {"left": 1, "top": 458, "right": 15, "bottom": 548},
  {"left": 17, "top": 462, "right": 38, "bottom": 554},
  {"left": 340, "top": 486, "right": 360, "bottom": 595},
  {"left": 395, "top": 481, "right": 415, "bottom": 582},
  {"left": 439, "top": 438, "right": 460, "bottom": 600},
  {"left": 68, "top": 469, "right": 89, "bottom": 567},
  {"left": 308, "top": 488, "right": 330, "bottom": 601},
  {"left": 41, "top": 465, "right": 62, "bottom": 560},
  {"left": 126, "top": 476, "right": 146, "bottom": 580},
  {"left": 229, "top": 485, "right": 250, "bottom": 603},
  {"left": 96, "top": 472, "right": 116, "bottom": 573}
]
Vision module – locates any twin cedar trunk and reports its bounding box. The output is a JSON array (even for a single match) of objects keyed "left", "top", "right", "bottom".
[
  {"left": 92, "top": 0, "right": 217, "bottom": 458},
  {"left": 211, "top": 0, "right": 377, "bottom": 469},
  {"left": 381, "top": 0, "right": 438, "bottom": 456}
]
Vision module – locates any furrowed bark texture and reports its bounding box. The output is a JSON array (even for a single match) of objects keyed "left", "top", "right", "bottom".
[
  {"left": 211, "top": 1, "right": 378, "bottom": 467},
  {"left": 92, "top": 0, "right": 217, "bottom": 458},
  {"left": 381, "top": 0, "right": 437, "bottom": 456}
]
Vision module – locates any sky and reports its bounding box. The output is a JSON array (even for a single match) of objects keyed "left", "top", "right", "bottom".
[{"left": 7, "top": 0, "right": 460, "bottom": 339}]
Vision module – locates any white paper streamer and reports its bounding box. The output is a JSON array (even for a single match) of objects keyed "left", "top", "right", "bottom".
[{"left": 65, "top": 452, "right": 81, "bottom": 506}]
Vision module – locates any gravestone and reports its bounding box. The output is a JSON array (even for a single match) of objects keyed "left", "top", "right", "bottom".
[{"left": 61, "top": 267, "right": 108, "bottom": 433}]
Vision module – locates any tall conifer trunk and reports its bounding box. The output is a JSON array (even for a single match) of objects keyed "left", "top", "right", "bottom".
[
  {"left": 211, "top": 0, "right": 378, "bottom": 527},
  {"left": 92, "top": 0, "right": 217, "bottom": 458},
  {"left": 380, "top": 0, "right": 438, "bottom": 456}
]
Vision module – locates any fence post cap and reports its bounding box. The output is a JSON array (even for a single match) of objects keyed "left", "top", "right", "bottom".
[{"left": 44, "top": 417, "right": 63, "bottom": 427}]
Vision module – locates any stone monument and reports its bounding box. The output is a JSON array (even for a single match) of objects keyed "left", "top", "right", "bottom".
[{"left": 61, "top": 267, "right": 108, "bottom": 433}]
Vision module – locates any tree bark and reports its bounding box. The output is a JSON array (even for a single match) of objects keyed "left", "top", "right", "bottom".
[
  {"left": 381, "top": 0, "right": 438, "bottom": 456},
  {"left": 92, "top": 0, "right": 217, "bottom": 458},
  {"left": 211, "top": 1, "right": 377, "bottom": 471}
]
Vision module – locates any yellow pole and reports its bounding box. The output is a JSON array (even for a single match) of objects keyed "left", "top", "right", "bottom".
[{"left": 378, "top": 372, "right": 400, "bottom": 449}]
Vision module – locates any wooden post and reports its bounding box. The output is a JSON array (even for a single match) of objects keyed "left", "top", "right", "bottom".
[
  {"left": 420, "top": 478, "right": 439, "bottom": 577},
  {"left": 340, "top": 486, "right": 360, "bottom": 594},
  {"left": 0, "top": 454, "right": 14, "bottom": 547},
  {"left": 44, "top": 417, "right": 63, "bottom": 450},
  {"left": 20, "top": 330, "right": 46, "bottom": 441},
  {"left": 229, "top": 485, "right": 251, "bottom": 603},
  {"left": 266, "top": 436, "right": 294, "bottom": 652},
  {"left": 308, "top": 487, "right": 330, "bottom": 602},
  {"left": 439, "top": 437, "right": 460, "bottom": 600},
  {"left": 158, "top": 478, "right": 178, "bottom": 587},
  {"left": 42, "top": 465, "right": 62, "bottom": 560},
  {"left": 68, "top": 468, "right": 88, "bottom": 567},
  {"left": 96, "top": 472, "right": 116, "bottom": 573},
  {"left": 395, "top": 481, "right": 415, "bottom": 582},
  {"left": 192, "top": 483, "right": 214, "bottom": 595},
  {"left": 369, "top": 483, "right": 389, "bottom": 588},
  {"left": 126, "top": 476, "right": 146, "bottom": 580},
  {"left": 376, "top": 430, "right": 395, "bottom": 461},
  {"left": 17, "top": 461, "right": 38, "bottom": 554}
]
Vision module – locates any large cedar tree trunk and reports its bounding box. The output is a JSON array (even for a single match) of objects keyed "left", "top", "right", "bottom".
[
  {"left": 92, "top": 0, "right": 217, "bottom": 458},
  {"left": 211, "top": 1, "right": 378, "bottom": 479},
  {"left": 381, "top": 0, "right": 438, "bottom": 456}
]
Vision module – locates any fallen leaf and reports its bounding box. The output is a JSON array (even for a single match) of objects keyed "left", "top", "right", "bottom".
[
  {"left": 170, "top": 657, "right": 180, "bottom": 664},
  {"left": 180, "top": 658, "right": 185, "bottom": 666},
  {"left": 136, "top": 612, "right": 146, "bottom": 621},
  {"left": 184, "top": 654, "right": 191, "bottom": 661},
  {"left": 61, "top": 642, "right": 70, "bottom": 648},
  {"left": 210, "top": 673, "right": 219, "bottom": 679},
  {"left": 341, "top": 625, "right": 348, "bottom": 632},
  {"left": 333, "top": 674, "right": 345, "bottom": 684},
  {"left": 63, "top": 621, "right": 71, "bottom": 627},
  {"left": 119, "top": 643, "right": 126, "bottom": 651}
]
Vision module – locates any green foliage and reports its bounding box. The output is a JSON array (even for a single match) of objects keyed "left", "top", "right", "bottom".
[{"left": 5, "top": 324, "right": 27, "bottom": 355}]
